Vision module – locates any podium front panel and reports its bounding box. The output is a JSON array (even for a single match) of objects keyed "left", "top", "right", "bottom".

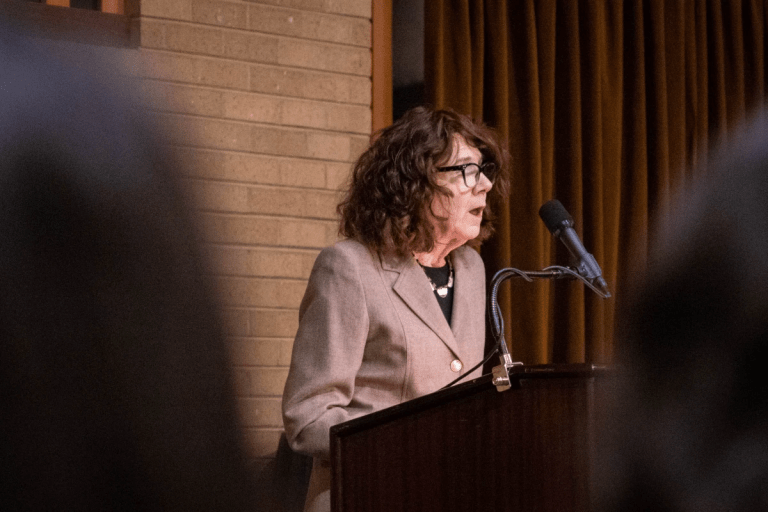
[{"left": 331, "top": 364, "right": 601, "bottom": 512}]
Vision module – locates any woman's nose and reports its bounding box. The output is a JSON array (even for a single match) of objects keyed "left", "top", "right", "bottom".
[{"left": 474, "top": 171, "right": 493, "bottom": 193}]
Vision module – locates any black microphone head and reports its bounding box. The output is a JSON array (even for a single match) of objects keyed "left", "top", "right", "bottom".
[{"left": 539, "top": 199, "right": 573, "bottom": 235}]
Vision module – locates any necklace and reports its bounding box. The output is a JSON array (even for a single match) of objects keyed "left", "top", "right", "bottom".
[{"left": 418, "top": 258, "right": 454, "bottom": 298}]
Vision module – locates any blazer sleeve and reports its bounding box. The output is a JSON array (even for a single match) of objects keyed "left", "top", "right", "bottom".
[{"left": 281, "top": 244, "right": 371, "bottom": 460}]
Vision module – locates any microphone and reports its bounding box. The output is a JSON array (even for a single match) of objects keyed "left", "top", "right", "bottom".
[{"left": 538, "top": 200, "right": 610, "bottom": 296}]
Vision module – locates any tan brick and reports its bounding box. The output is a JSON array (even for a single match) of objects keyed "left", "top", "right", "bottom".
[
  {"left": 200, "top": 213, "right": 280, "bottom": 245},
  {"left": 221, "top": 308, "right": 300, "bottom": 338},
  {"left": 163, "top": 115, "right": 253, "bottom": 151},
  {"left": 134, "top": 3, "right": 373, "bottom": 410},
  {"left": 139, "top": 18, "right": 166, "bottom": 48},
  {"left": 280, "top": 103, "right": 331, "bottom": 132},
  {"left": 328, "top": 225, "right": 343, "bottom": 245},
  {"left": 248, "top": 64, "right": 370, "bottom": 105},
  {"left": 141, "top": 0, "right": 193, "bottom": 20},
  {"left": 191, "top": 0, "right": 247, "bottom": 29},
  {"left": 281, "top": 141, "right": 332, "bottom": 172},
  {"left": 229, "top": 337, "right": 294, "bottom": 366},
  {"left": 205, "top": 246, "right": 318, "bottom": 279},
  {"left": 320, "top": 162, "right": 353, "bottom": 189},
  {"left": 188, "top": 180, "right": 249, "bottom": 212},
  {"left": 327, "top": 0, "right": 371, "bottom": 17},
  {"left": 222, "top": 30, "right": 279, "bottom": 63},
  {"left": 238, "top": 397, "right": 284, "bottom": 428},
  {"left": 249, "top": 309, "right": 299, "bottom": 337},
  {"left": 223, "top": 92, "right": 283, "bottom": 124},
  {"left": 222, "top": 91, "right": 370, "bottom": 133},
  {"left": 279, "top": 217, "right": 338, "bottom": 247},
  {"left": 234, "top": 367, "right": 288, "bottom": 396},
  {"left": 215, "top": 277, "right": 307, "bottom": 308},
  {"left": 230, "top": 337, "right": 283, "bottom": 366},
  {"left": 327, "top": 160, "right": 353, "bottom": 190},
  {"left": 247, "top": 126, "right": 362, "bottom": 161},
  {"left": 277, "top": 38, "right": 370, "bottom": 75},
  {"left": 165, "top": 23, "right": 224, "bottom": 55},
  {"left": 245, "top": 126, "right": 311, "bottom": 160},
  {"left": 242, "top": 0, "right": 370, "bottom": 18},
  {"left": 247, "top": 4, "right": 369, "bottom": 47},
  {"left": 178, "top": 148, "right": 280, "bottom": 183},
  {"left": 279, "top": 100, "right": 371, "bottom": 134},
  {"left": 242, "top": 428, "right": 282, "bottom": 458},
  {"left": 140, "top": 51, "right": 250, "bottom": 90},
  {"left": 274, "top": 156, "right": 349, "bottom": 189},
  {"left": 348, "top": 134, "right": 370, "bottom": 161},
  {"left": 196, "top": 58, "right": 251, "bottom": 89},
  {"left": 144, "top": 82, "right": 225, "bottom": 116},
  {"left": 239, "top": 185, "right": 337, "bottom": 218},
  {"left": 279, "top": 339, "right": 294, "bottom": 365},
  {"left": 200, "top": 214, "right": 336, "bottom": 247},
  {"left": 140, "top": 50, "right": 198, "bottom": 82},
  {"left": 247, "top": 186, "right": 339, "bottom": 218},
  {"left": 307, "top": 131, "right": 351, "bottom": 160},
  {"left": 177, "top": 148, "right": 344, "bottom": 188}
]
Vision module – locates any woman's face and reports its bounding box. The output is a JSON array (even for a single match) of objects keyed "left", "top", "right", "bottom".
[{"left": 430, "top": 135, "right": 494, "bottom": 247}]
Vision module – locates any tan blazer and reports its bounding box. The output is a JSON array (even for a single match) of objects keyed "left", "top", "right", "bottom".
[{"left": 282, "top": 239, "right": 487, "bottom": 511}]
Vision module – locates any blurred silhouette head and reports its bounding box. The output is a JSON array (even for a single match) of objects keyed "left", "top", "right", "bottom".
[
  {"left": 0, "top": 20, "right": 255, "bottom": 512},
  {"left": 597, "top": 113, "right": 768, "bottom": 512}
]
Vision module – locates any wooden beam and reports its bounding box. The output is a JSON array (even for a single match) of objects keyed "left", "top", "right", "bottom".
[
  {"left": 1, "top": 1, "right": 134, "bottom": 48},
  {"left": 101, "top": 0, "right": 124, "bottom": 15}
]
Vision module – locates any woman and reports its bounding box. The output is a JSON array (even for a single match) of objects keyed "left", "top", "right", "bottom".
[{"left": 282, "top": 106, "right": 510, "bottom": 512}]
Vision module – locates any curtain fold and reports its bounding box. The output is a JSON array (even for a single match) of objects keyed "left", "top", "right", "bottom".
[{"left": 426, "top": 0, "right": 768, "bottom": 364}]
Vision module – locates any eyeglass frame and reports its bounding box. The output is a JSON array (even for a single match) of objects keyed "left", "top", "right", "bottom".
[{"left": 436, "top": 162, "right": 497, "bottom": 189}]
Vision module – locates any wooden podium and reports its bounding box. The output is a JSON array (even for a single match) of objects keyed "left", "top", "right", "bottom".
[{"left": 330, "top": 364, "right": 606, "bottom": 512}]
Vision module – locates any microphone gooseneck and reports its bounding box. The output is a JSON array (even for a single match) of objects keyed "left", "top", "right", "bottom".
[
  {"left": 486, "top": 200, "right": 611, "bottom": 391},
  {"left": 452, "top": 200, "right": 612, "bottom": 392}
]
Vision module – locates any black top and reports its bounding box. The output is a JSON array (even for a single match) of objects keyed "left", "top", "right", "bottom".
[{"left": 420, "top": 262, "right": 453, "bottom": 325}]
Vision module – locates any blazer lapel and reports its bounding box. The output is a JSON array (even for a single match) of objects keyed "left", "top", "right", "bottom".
[
  {"left": 382, "top": 255, "right": 462, "bottom": 358},
  {"left": 448, "top": 252, "right": 474, "bottom": 354}
]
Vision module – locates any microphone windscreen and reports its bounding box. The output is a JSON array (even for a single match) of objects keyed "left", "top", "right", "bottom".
[{"left": 538, "top": 199, "right": 573, "bottom": 234}]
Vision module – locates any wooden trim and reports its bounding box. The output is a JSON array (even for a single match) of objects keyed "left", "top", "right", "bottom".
[
  {"left": 101, "top": 0, "right": 124, "bottom": 14},
  {"left": 2, "top": 1, "right": 135, "bottom": 48},
  {"left": 371, "top": 0, "right": 393, "bottom": 134}
]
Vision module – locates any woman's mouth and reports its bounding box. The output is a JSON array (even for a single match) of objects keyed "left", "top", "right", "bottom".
[{"left": 470, "top": 206, "right": 484, "bottom": 217}]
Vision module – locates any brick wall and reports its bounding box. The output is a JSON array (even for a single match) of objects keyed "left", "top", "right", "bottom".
[{"left": 135, "top": 0, "right": 372, "bottom": 467}]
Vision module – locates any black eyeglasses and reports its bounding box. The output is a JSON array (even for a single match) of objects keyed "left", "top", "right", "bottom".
[{"left": 437, "top": 162, "right": 497, "bottom": 188}]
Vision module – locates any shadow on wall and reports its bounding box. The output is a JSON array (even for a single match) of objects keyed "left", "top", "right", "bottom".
[{"left": 254, "top": 434, "right": 313, "bottom": 512}]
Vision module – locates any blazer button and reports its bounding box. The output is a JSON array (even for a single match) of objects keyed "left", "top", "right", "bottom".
[{"left": 450, "top": 359, "right": 463, "bottom": 373}]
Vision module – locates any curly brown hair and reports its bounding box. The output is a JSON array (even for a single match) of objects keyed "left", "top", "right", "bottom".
[{"left": 338, "top": 106, "right": 510, "bottom": 257}]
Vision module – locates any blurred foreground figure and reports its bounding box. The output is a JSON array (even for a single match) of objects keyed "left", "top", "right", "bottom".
[
  {"left": 596, "top": 114, "right": 768, "bottom": 511},
  {"left": 0, "top": 21, "right": 256, "bottom": 512}
]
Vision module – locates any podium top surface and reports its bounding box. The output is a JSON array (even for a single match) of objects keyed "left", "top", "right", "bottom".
[{"left": 330, "top": 363, "right": 606, "bottom": 439}]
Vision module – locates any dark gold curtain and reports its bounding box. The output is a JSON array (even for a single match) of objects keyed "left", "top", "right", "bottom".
[{"left": 426, "top": 0, "right": 768, "bottom": 364}]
